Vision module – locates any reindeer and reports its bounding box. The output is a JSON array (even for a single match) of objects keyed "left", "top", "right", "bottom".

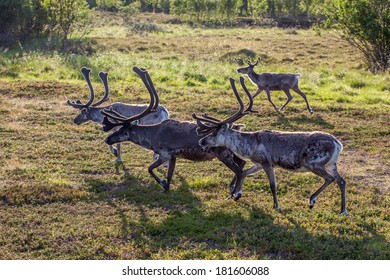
[
  {"left": 193, "top": 76, "right": 347, "bottom": 214},
  {"left": 101, "top": 67, "right": 256, "bottom": 195},
  {"left": 237, "top": 58, "right": 313, "bottom": 113},
  {"left": 67, "top": 67, "right": 169, "bottom": 162}
]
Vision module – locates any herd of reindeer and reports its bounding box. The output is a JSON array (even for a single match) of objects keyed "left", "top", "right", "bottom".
[{"left": 67, "top": 59, "right": 347, "bottom": 215}]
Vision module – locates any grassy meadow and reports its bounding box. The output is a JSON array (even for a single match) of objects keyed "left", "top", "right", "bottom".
[{"left": 0, "top": 12, "right": 389, "bottom": 259}]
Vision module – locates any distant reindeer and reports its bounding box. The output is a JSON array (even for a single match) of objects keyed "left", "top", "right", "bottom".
[
  {"left": 102, "top": 67, "right": 255, "bottom": 196},
  {"left": 237, "top": 58, "right": 313, "bottom": 113},
  {"left": 67, "top": 67, "right": 169, "bottom": 162},
  {"left": 193, "top": 77, "right": 347, "bottom": 214}
]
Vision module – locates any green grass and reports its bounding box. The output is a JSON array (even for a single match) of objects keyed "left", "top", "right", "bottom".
[{"left": 0, "top": 12, "right": 389, "bottom": 260}]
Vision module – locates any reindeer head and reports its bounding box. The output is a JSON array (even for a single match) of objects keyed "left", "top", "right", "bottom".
[
  {"left": 193, "top": 76, "right": 256, "bottom": 148},
  {"left": 236, "top": 58, "right": 260, "bottom": 75},
  {"left": 67, "top": 67, "right": 110, "bottom": 125},
  {"left": 102, "top": 67, "right": 159, "bottom": 145}
]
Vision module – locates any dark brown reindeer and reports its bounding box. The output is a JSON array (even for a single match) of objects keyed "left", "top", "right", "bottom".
[
  {"left": 67, "top": 67, "right": 169, "bottom": 162},
  {"left": 102, "top": 67, "right": 254, "bottom": 196},
  {"left": 194, "top": 76, "right": 347, "bottom": 214},
  {"left": 237, "top": 58, "right": 313, "bottom": 113}
]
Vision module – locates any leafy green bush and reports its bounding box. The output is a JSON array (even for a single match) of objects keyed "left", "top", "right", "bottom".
[
  {"left": 0, "top": 0, "right": 47, "bottom": 46},
  {"left": 325, "top": 0, "right": 390, "bottom": 73}
]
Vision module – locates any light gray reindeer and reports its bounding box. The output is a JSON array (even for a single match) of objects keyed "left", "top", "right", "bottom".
[
  {"left": 193, "top": 77, "right": 347, "bottom": 214},
  {"left": 237, "top": 58, "right": 313, "bottom": 113},
  {"left": 102, "top": 67, "right": 256, "bottom": 195},
  {"left": 67, "top": 67, "right": 169, "bottom": 162}
]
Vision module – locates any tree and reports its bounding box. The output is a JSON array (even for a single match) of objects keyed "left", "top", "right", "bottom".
[
  {"left": 325, "top": 0, "right": 390, "bottom": 73},
  {"left": 0, "top": 0, "right": 47, "bottom": 46},
  {"left": 43, "top": 0, "right": 92, "bottom": 50}
]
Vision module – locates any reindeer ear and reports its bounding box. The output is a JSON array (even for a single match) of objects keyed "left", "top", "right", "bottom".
[{"left": 235, "top": 124, "right": 246, "bottom": 131}]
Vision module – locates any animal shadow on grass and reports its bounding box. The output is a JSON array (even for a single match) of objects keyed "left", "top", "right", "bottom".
[
  {"left": 104, "top": 174, "right": 390, "bottom": 259},
  {"left": 273, "top": 114, "right": 335, "bottom": 130},
  {"left": 84, "top": 163, "right": 389, "bottom": 260}
]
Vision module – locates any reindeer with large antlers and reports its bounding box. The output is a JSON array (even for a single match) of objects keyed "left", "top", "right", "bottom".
[
  {"left": 193, "top": 77, "right": 347, "bottom": 214},
  {"left": 67, "top": 67, "right": 169, "bottom": 162},
  {"left": 102, "top": 67, "right": 254, "bottom": 196},
  {"left": 237, "top": 58, "right": 313, "bottom": 113}
]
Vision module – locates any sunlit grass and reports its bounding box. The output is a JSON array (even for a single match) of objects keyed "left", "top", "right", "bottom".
[{"left": 0, "top": 12, "right": 389, "bottom": 260}]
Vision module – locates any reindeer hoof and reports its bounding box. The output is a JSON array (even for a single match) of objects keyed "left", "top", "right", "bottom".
[
  {"left": 340, "top": 210, "right": 348, "bottom": 215},
  {"left": 110, "top": 147, "right": 118, "bottom": 157},
  {"left": 309, "top": 197, "right": 317, "bottom": 209},
  {"left": 233, "top": 193, "right": 242, "bottom": 201},
  {"left": 159, "top": 180, "right": 169, "bottom": 191}
]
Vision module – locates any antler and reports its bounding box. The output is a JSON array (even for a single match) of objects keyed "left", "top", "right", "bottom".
[
  {"left": 247, "top": 57, "right": 260, "bottom": 67},
  {"left": 91, "top": 71, "right": 110, "bottom": 107},
  {"left": 239, "top": 76, "right": 257, "bottom": 113},
  {"left": 101, "top": 67, "right": 158, "bottom": 128},
  {"left": 193, "top": 77, "right": 255, "bottom": 135},
  {"left": 67, "top": 67, "right": 95, "bottom": 109}
]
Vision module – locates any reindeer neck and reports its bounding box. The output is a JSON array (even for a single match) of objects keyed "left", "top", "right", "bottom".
[
  {"left": 126, "top": 125, "right": 156, "bottom": 150},
  {"left": 222, "top": 129, "right": 255, "bottom": 159},
  {"left": 89, "top": 107, "right": 105, "bottom": 124},
  {"left": 247, "top": 70, "right": 261, "bottom": 85}
]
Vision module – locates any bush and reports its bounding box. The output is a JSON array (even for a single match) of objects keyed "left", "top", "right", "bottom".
[
  {"left": 0, "top": 0, "right": 47, "bottom": 46},
  {"left": 325, "top": 0, "right": 390, "bottom": 73}
]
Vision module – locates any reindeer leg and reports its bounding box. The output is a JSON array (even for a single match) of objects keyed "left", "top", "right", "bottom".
[
  {"left": 308, "top": 167, "right": 335, "bottom": 210},
  {"left": 243, "top": 165, "right": 262, "bottom": 177},
  {"left": 228, "top": 155, "right": 246, "bottom": 195},
  {"left": 109, "top": 145, "right": 117, "bottom": 156},
  {"left": 252, "top": 88, "right": 263, "bottom": 99},
  {"left": 325, "top": 164, "right": 347, "bottom": 215},
  {"left": 335, "top": 174, "right": 347, "bottom": 214},
  {"left": 116, "top": 144, "right": 122, "bottom": 163},
  {"left": 229, "top": 164, "right": 263, "bottom": 199},
  {"left": 337, "top": 176, "right": 347, "bottom": 214},
  {"left": 218, "top": 153, "right": 245, "bottom": 200},
  {"left": 292, "top": 86, "right": 313, "bottom": 113},
  {"left": 109, "top": 144, "right": 122, "bottom": 162},
  {"left": 279, "top": 88, "right": 293, "bottom": 111},
  {"left": 262, "top": 163, "right": 280, "bottom": 210},
  {"left": 153, "top": 152, "right": 168, "bottom": 168},
  {"left": 265, "top": 88, "right": 279, "bottom": 112},
  {"left": 148, "top": 156, "right": 171, "bottom": 191},
  {"left": 167, "top": 157, "right": 176, "bottom": 187}
]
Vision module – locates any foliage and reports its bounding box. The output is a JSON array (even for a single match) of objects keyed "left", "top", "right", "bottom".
[
  {"left": 119, "top": 1, "right": 141, "bottom": 23},
  {"left": 168, "top": 0, "right": 327, "bottom": 23},
  {"left": 324, "top": 0, "right": 390, "bottom": 73},
  {"left": 43, "top": 0, "right": 93, "bottom": 50},
  {"left": 96, "top": 0, "right": 123, "bottom": 11},
  {"left": 0, "top": 0, "right": 92, "bottom": 50},
  {"left": 0, "top": 0, "right": 47, "bottom": 45}
]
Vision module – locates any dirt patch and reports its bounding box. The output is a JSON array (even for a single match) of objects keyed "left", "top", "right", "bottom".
[
  {"left": 0, "top": 80, "right": 83, "bottom": 99},
  {"left": 340, "top": 149, "right": 389, "bottom": 195}
]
